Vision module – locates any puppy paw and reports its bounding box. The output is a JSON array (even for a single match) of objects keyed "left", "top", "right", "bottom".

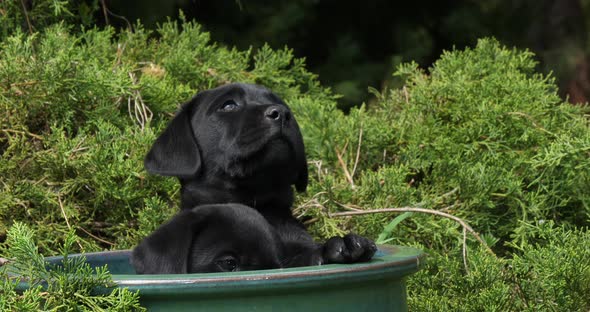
[{"left": 322, "top": 233, "right": 377, "bottom": 264}]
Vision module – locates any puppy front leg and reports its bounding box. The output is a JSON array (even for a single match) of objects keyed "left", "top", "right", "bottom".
[
  {"left": 322, "top": 233, "right": 377, "bottom": 264},
  {"left": 281, "top": 234, "right": 377, "bottom": 267}
]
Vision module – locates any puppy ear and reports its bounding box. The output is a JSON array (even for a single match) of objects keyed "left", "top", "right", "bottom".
[
  {"left": 131, "top": 210, "right": 202, "bottom": 274},
  {"left": 295, "top": 157, "right": 308, "bottom": 192},
  {"left": 293, "top": 125, "right": 308, "bottom": 192},
  {"left": 144, "top": 98, "right": 201, "bottom": 177}
]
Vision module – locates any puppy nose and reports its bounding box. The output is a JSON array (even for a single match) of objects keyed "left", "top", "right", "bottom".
[{"left": 265, "top": 106, "right": 290, "bottom": 122}]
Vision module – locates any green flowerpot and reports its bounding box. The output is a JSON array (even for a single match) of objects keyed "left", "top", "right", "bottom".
[{"left": 38, "top": 245, "right": 425, "bottom": 311}]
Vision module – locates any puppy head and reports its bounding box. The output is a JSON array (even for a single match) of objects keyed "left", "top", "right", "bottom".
[
  {"left": 144, "top": 83, "right": 308, "bottom": 192},
  {"left": 131, "top": 203, "right": 283, "bottom": 274}
]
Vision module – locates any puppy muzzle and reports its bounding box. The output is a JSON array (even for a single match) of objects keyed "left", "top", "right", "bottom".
[{"left": 264, "top": 105, "right": 291, "bottom": 130}]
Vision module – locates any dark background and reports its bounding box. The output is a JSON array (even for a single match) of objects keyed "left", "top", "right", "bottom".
[{"left": 100, "top": 0, "right": 590, "bottom": 109}]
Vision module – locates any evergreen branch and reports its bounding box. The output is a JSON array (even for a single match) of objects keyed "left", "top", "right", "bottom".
[
  {"left": 2, "top": 223, "right": 144, "bottom": 310},
  {"left": 507, "top": 111, "right": 556, "bottom": 137}
]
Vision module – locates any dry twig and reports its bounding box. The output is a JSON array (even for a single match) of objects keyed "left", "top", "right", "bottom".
[
  {"left": 329, "top": 206, "right": 495, "bottom": 258},
  {"left": 1, "top": 129, "right": 43, "bottom": 140},
  {"left": 99, "top": 0, "right": 109, "bottom": 25},
  {"left": 351, "top": 127, "right": 363, "bottom": 179},
  {"left": 335, "top": 142, "right": 355, "bottom": 188},
  {"left": 78, "top": 227, "right": 115, "bottom": 246},
  {"left": 333, "top": 201, "right": 365, "bottom": 212},
  {"left": 19, "top": 0, "right": 33, "bottom": 34},
  {"left": 127, "top": 72, "right": 153, "bottom": 131},
  {"left": 402, "top": 86, "right": 410, "bottom": 103},
  {"left": 462, "top": 227, "right": 469, "bottom": 273},
  {"left": 98, "top": 0, "right": 132, "bottom": 29},
  {"left": 335, "top": 127, "right": 364, "bottom": 188},
  {"left": 57, "top": 194, "right": 84, "bottom": 251},
  {"left": 308, "top": 160, "right": 324, "bottom": 183},
  {"left": 507, "top": 111, "right": 555, "bottom": 137}
]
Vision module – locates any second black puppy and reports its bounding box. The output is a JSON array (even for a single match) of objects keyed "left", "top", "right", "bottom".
[
  {"left": 131, "top": 204, "right": 282, "bottom": 274},
  {"left": 144, "top": 83, "right": 376, "bottom": 266}
]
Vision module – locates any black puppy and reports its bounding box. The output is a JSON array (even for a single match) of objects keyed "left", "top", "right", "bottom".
[
  {"left": 131, "top": 204, "right": 282, "bottom": 274},
  {"left": 145, "top": 83, "right": 376, "bottom": 266}
]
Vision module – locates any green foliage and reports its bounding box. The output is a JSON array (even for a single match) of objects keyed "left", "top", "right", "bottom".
[
  {"left": 296, "top": 38, "right": 590, "bottom": 246},
  {"left": 0, "top": 18, "right": 332, "bottom": 254},
  {"left": 291, "top": 38, "right": 590, "bottom": 310},
  {"left": 0, "top": 7, "right": 589, "bottom": 311},
  {"left": 376, "top": 212, "right": 413, "bottom": 244},
  {"left": 0, "top": 0, "right": 97, "bottom": 41},
  {"left": 408, "top": 223, "right": 590, "bottom": 311},
  {"left": 0, "top": 222, "right": 144, "bottom": 311}
]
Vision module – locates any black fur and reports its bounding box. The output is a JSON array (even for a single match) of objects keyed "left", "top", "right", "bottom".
[
  {"left": 131, "top": 204, "right": 283, "bottom": 274},
  {"left": 144, "top": 83, "right": 376, "bottom": 266}
]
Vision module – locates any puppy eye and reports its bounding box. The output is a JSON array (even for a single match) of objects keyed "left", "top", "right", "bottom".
[
  {"left": 219, "top": 100, "right": 239, "bottom": 112},
  {"left": 215, "top": 256, "right": 238, "bottom": 272}
]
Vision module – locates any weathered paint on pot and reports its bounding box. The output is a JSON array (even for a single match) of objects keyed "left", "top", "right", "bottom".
[{"left": 30, "top": 245, "right": 425, "bottom": 311}]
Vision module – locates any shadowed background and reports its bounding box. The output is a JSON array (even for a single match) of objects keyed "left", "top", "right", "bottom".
[{"left": 97, "top": 0, "right": 590, "bottom": 109}]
